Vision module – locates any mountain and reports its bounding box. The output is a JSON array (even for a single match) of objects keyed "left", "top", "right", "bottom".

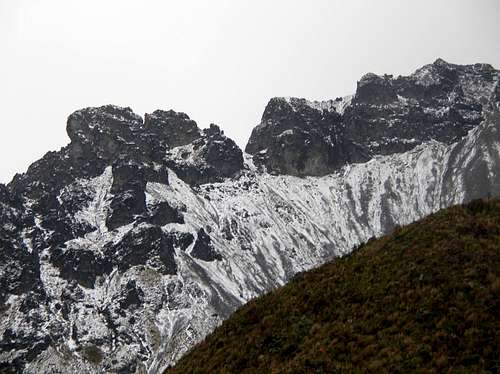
[
  {"left": 0, "top": 59, "right": 499, "bottom": 373},
  {"left": 167, "top": 198, "right": 500, "bottom": 373},
  {"left": 247, "top": 59, "right": 498, "bottom": 176}
]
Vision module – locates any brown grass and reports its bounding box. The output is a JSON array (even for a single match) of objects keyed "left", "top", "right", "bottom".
[{"left": 167, "top": 199, "right": 500, "bottom": 373}]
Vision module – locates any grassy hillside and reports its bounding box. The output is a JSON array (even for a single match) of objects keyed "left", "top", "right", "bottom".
[{"left": 167, "top": 199, "right": 500, "bottom": 373}]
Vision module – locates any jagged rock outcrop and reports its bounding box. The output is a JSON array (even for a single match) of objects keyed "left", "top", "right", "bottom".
[
  {"left": 0, "top": 60, "right": 499, "bottom": 373},
  {"left": 190, "top": 228, "right": 222, "bottom": 262},
  {"left": 0, "top": 185, "right": 38, "bottom": 304},
  {"left": 343, "top": 59, "right": 498, "bottom": 156},
  {"left": 1, "top": 105, "right": 244, "bottom": 373},
  {"left": 247, "top": 59, "right": 499, "bottom": 176},
  {"left": 165, "top": 124, "right": 244, "bottom": 185},
  {"left": 144, "top": 110, "right": 201, "bottom": 148},
  {"left": 245, "top": 97, "right": 353, "bottom": 176}
]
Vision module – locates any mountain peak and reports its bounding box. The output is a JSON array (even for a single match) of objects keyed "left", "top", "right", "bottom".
[
  {"left": 66, "top": 105, "right": 143, "bottom": 144},
  {"left": 246, "top": 60, "right": 499, "bottom": 176},
  {"left": 358, "top": 72, "right": 383, "bottom": 85},
  {"left": 148, "top": 109, "right": 191, "bottom": 120},
  {"left": 433, "top": 57, "right": 450, "bottom": 66},
  {"left": 2, "top": 59, "right": 500, "bottom": 373}
]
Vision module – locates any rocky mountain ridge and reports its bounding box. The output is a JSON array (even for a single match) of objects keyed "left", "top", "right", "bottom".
[
  {"left": 0, "top": 59, "right": 499, "bottom": 373},
  {"left": 247, "top": 59, "right": 499, "bottom": 176}
]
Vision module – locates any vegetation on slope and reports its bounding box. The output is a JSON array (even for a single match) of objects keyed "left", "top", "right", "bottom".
[{"left": 167, "top": 199, "right": 500, "bottom": 373}]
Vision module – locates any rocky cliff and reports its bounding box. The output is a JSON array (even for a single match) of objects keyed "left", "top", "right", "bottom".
[
  {"left": 247, "top": 59, "right": 499, "bottom": 176},
  {"left": 0, "top": 60, "right": 499, "bottom": 373}
]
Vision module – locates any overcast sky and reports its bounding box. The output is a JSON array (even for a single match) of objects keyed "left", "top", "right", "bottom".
[{"left": 1, "top": 0, "right": 499, "bottom": 183}]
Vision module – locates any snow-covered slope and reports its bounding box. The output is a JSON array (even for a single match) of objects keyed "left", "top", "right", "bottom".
[{"left": 1, "top": 60, "right": 500, "bottom": 373}]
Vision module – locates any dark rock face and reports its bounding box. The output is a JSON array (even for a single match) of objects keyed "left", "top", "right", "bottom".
[
  {"left": 11, "top": 105, "right": 243, "bottom": 202},
  {"left": 190, "top": 228, "right": 222, "bottom": 262},
  {"left": 354, "top": 73, "right": 398, "bottom": 104},
  {"left": 343, "top": 61, "right": 492, "bottom": 157},
  {"left": 67, "top": 105, "right": 144, "bottom": 160},
  {"left": 0, "top": 104, "right": 243, "bottom": 371},
  {"left": 0, "top": 184, "right": 24, "bottom": 237},
  {"left": 0, "top": 60, "right": 499, "bottom": 373},
  {"left": 119, "top": 280, "right": 144, "bottom": 310},
  {"left": 50, "top": 246, "right": 113, "bottom": 289},
  {"left": 246, "top": 97, "right": 362, "bottom": 176},
  {"left": 0, "top": 240, "right": 41, "bottom": 304},
  {"left": 144, "top": 110, "right": 201, "bottom": 147},
  {"left": 202, "top": 125, "right": 244, "bottom": 178},
  {"left": 104, "top": 226, "right": 179, "bottom": 275},
  {"left": 66, "top": 105, "right": 243, "bottom": 187},
  {"left": 9, "top": 147, "right": 106, "bottom": 215},
  {"left": 147, "top": 201, "right": 184, "bottom": 226},
  {"left": 0, "top": 324, "right": 50, "bottom": 373},
  {"left": 0, "top": 186, "right": 50, "bottom": 372},
  {"left": 247, "top": 59, "right": 500, "bottom": 176},
  {"left": 106, "top": 161, "right": 174, "bottom": 230},
  {"left": 106, "top": 163, "right": 148, "bottom": 231},
  {"left": 0, "top": 186, "right": 40, "bottom": 304},
  {"left": 166, "top": 124, "right": 244, "bottom": 185}
]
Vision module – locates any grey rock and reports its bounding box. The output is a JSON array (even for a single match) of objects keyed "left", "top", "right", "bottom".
[
  {"left": 144, "top": 110, "right": 201, "bottom": 147},
  {"left": 1, "top": 60, "right": 499, "bottom": 373},
  {"left": 247, "top": 59, "right": 499, "bottom": 176},
  {"left": 190, "top": 228, "right": 222, "bottom": 262}
]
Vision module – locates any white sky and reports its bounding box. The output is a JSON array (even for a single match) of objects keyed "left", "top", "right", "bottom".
[{"left": 1, "top": 0, "right": 499, "bottom": 183}]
